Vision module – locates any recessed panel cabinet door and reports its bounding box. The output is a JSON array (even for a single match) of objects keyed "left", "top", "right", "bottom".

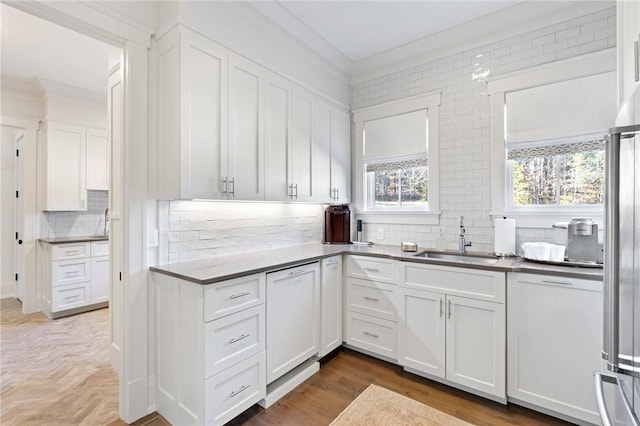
[
  {"left": 264, "top": 73, "right": 291, "bottom": 201},
  {"left": 331, "top": 108, "right": 350, "bottom": 203},
  {"left": 290, "top": 88, "right": 314, "bottom": 201},
  {"left": 313, "top": 100, "right": 332, "bottom": 202},
  {"left": 86, "top": 129, "right": 109, "bottom": 190},
  {"left": 228, "top": 54, "right": 264, "bottom": 200},
  {"left": 44, "top": 122, "right": 87, "bottom": 211}
]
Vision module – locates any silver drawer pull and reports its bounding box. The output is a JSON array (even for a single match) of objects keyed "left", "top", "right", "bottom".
[
  {"left": 229, "top": 334, "right": 250, "bottom": 344},
  {"left": 362, "top": 267, "right": 381, "bottom": 273},
  {"left": 363, "top": 296, "right": 379, "bottom": 302},
  {"left": 542, "top": 279, "right": 572, "bottom": 286},
  {"left": 326, "top": 258, "right": 339, "bottom": 265},
  {"left": 448, "top": 299, "right": 452, "bottom": 319},
  {"left": 229, "top": 292, "right": 250, "bottom": 300},
  {"left": 288, "top": 269, "right": 307, "bottom": 276},
  {"left": 95, "top": 259, "right": 109, "bottom": 263},
  {"left": 440, "top": 298, "right": 443, "bottom": 317},
  {"left": 229, "top": 384, "right": 250, "bottom": 398},
  {"left": 63, "top": 272, "right": 80, "bottom": 277},
  {"left": 63, "top": 295, "right": 79, "bottom": 300},
  {"left": 362, "top": 331, "right": 379, "bottom": 338},
  {"left": 64, "top": 250, "right": 81, "bottom": 255}
]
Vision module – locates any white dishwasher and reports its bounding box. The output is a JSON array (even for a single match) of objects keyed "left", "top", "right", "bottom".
[{"left": 260, "top": 261, "right": 320, "bottom": 408}]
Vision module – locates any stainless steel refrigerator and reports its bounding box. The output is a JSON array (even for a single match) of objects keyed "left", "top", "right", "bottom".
[{"left": 595, "top": 87, "right": 640, "bottom": 426}]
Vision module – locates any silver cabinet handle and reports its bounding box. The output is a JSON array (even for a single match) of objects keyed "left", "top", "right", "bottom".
[
  {"left": 95, "top": 259, "right": 109, "bottom": 263},
  {"left": 229, "top": 177, "right": 235, "bottom": 197},
  {"left": 223, "top": 177, "right": 228, "bottom": 196},
  {"left": 362, "top": 267, "right": 381, "bottom": 273},
  {"left": 362, "top": 331, "right": 378, "bottom": 338},
  {"left": 288, "top": 183, "right": 298, "bottom": 199},
  {"left": 439, "top": 298, "right": 443, "bottom": 317},
  {"left": 448, "top": 299, "right": 452, "bottom": 319},
  {"left": 542, "top": 279, "right": 572, "bottom": 286},
  {"left": 594, "top": 372, "right": 640, "bottom": 426},
  {"left": 288, "top": 268, "right": 307, "bottom": 277},
  {"left": 635, "top": 40, "right": 639, "bottom": 82},
  {"left": 64, "top": 294, "right": 80, "bottom": 300},
  {"left": 229, "top": 291, "right": 250, "bottom": 300},
  {"left": 64, "top": 250, "right": 81, "bottom": 255},
  {"left": 363, "top": 296, "right": 379, "bottom": 302},
  {"left": 229, "top": 384, "right": 250, "bottom": 398},
  {"left": 326, "top": 258, "right": 339, "bottom": 265},
  {"left": 229, "top": 334, "right": 250, "bottom": 344}
]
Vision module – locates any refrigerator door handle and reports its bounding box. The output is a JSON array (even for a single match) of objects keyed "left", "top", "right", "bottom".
[{"left": 594, "top": 372, "right": 640, "bottom": 426}]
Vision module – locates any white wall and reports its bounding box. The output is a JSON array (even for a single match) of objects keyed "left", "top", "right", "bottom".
[
  {"left": 351, "top": 6, "right": 616, "bottom": 254},
  {"left": 0, "top": 126, "right": 16, "bottom": 297}
]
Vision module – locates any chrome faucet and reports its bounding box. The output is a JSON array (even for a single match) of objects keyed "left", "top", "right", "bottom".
[
  {"left": 104, "top": 208, "right": 109, "bottom": 237},
  {"left": 458, "top": 216, "right": 472, "bottom": 254}
]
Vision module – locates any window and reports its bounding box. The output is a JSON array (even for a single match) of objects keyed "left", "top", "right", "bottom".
[
  {"left": 488, "top": 49, "right": 616, "bottom": 227},
  {"left": 354, "top": 92, "right": 441, "bottom": 224}
]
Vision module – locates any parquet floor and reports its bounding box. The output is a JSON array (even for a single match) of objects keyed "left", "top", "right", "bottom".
[{"left": 0, "top": 298, "right": 119, "bottom": 425}]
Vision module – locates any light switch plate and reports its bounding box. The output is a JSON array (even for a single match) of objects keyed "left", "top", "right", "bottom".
[
  {"left": 377, "top": 228, "right": 384, "bottom": 240},
  {"left": 148, "top": 229, "right": 159, "bottom": 248}
]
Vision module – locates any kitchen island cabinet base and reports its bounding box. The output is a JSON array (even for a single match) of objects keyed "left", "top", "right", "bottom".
[
  {"left": 257, "top": 359, "right": 319, "bottom": 409},
  {"left": 507, "top": 397, "right": 596, "bottom": 426}
]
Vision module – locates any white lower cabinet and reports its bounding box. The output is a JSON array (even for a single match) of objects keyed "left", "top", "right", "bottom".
[
  {"left": 40, "top": 240, "right": 110, "bottom": 318},
  {"left": 398, "top": 262, "right": 506, "bottom": 400},
  {"left": 318, "top": 256, "right": 342, "bottom": 357},
  {"left": 154, "top": 272, "right": 266, "bottom": 426},
  {"left": 344, "top": 256, "right": 398, "bottom": 361},
  {"left": 507, "top": 272, "right": 602, "bottom": 424},
  {"left": 266, "top": 262, "right": 320, "bottom": 383}
]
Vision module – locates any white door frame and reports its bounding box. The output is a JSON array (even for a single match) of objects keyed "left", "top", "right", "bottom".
[
  {"left": 4, "top": 1, "right": 152, "bottom": 422},
  {"left": 14, "top": 129, "right": 25, "bottom": 303}
]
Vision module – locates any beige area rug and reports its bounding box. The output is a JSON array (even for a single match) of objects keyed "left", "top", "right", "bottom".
[{"left": 330, "top": 384, "right": 475, "bottom": 426}]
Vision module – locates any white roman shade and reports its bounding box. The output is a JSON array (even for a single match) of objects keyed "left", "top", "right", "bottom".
[
  {"left": 363, "top": 109, "right": 427, "bottom": 162},
  {"left": 505, "top": 71, "right": 616, "bottom": 145}
]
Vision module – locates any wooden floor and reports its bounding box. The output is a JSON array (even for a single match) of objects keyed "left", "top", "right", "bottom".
[
  {"left": 0, "top": 297, "right": 120, "bottom": 425},
  {"left": 2, "top": 297, "right": 570, "bottom": 425}
]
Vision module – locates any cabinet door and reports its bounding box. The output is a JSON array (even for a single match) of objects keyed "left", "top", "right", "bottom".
[
  {"left": 445, "top": 295, "right": 505, "bottom": 398},
  {"left": 86, "top": 129, "right": 109, "bottom": 190},
  {"left": 266, "top": 262, "right": 320, "bottom": 383},
  {"left": 290, "top": 88, "right": 314, "bottom": 201},
  {"left": 507, "top": 273, "right": 602, "bottom": 424},
  {"left": 398, "top": 288, "right": 445, "bottom": 379},
  {"left": 264, "top": 72, "right": 291, "bottom": 201},
  {"left": 44, "top": 121, "right": 86, "bottom": 211},
  {"left": 91, "top": 256, "right": 110, "bottom": 304},
  {"left": 319, "top": 256, "right": 342, "bottom": 357},
  {"left": 331, "top": 107, "right": 350, "bottom": 203},
  {"left": 228, "top": 54, "right": 264, "bottom": 200},
  {"left": 312, "top": 99, "right": 332, "bottom": 202},
  {"left": 618, "top": 0, "right": 640, "bottom": 104}
]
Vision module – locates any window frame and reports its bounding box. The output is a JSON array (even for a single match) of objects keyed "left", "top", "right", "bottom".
[
  {"left": 487, "top": 49, "right": 615, "bottom": 228},
  {"left": 353, "top": 91, "right": 441, "bottom": 225}
]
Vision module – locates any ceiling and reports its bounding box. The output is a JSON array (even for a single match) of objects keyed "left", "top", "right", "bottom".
[
  {"left": 0, "top": 3, "right": 111, "bottom": 94},
  {"left": 273, "top": 1, "right": 522, "bottom": 62}
]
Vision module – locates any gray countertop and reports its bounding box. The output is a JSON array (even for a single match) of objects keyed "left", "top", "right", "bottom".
[
  {"left": 39, "top": 236, "right": 109, "bottom": 244},
  {"left": 150, "top": 243, "right": 603, "bottom": 285}
]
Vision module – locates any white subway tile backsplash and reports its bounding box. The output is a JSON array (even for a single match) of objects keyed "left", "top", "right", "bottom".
[{"left": 42, "top": 190, "right": 109, "bottom": 238}]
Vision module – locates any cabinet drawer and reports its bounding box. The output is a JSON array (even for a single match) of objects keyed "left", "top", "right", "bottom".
[
  {"left": 205, "top": 351, "right": 266, "bottom": 426},
  {"left": 346, "top": 256, "right": 396, "bottom": 283},
  {"left": 91, "top": 241, "right": 109, "bottom": 257},
  {"left": 345, "top": 311, "right": 397, "bottom": 360},
  {"left": 205, "top": 305, "right": 265, "bottom": 378},
  {"left": 204, "top": 274, "right": 265, "bottom": 322},
  {"left": 51, "top": 242, "right": 91, "bottom": 261},
  {"left": 52, "top": 282, "right": 90, "bottom": 312},
  {"left": 52, "top": 258, "right": 91, "bottom": 286},
  {"left": 402, "top": 262, "right": 505, "bottom": 303},
  {"left": 346, "top": 278, "right": 397, "bottom": 321}
]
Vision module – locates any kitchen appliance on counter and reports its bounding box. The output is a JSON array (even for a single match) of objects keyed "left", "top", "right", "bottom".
[
  {"left": 594, "top": 87, "right": 640, "bottom": 426},
  {"left": 323, "top": 204, "right": 351, "bottom": 244},
  {"left": 567, "top": 217, "right": 599, "bottom": 263}
]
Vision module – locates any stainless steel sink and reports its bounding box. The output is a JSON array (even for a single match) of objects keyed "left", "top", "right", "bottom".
[{"left": 413, "top": 251, "right": 499, "bottom": 265}]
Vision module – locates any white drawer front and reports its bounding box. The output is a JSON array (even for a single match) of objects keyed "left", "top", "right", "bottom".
[
  {"left": 205, "top": 351, "right": 266, "bottom": 426},
  {"left": 347, "top": 278, "right": 397, "bottom": 321},
  {"left": 52, "top": 282, "right": 90, "bottom": 312},
  {"left": 345, "top": 311, "right": 397, "bottom": 360},
  {"left": 52, "top": 258, "right": 91, "bottom": 286},
  {"left": 346, "top": 256, "right": 396, "bottom": 283},
  {"left": 91, "top": 241, "right": 109, "bottom": 257},
  {"left": 402, "top": 262, "right": 505, "bottom": 303},
  {"left": 204, "top": 274, "right": 265, "bottom": 322},
  {"left": 205, "top": 305, "right": 265, "bottom": 378},
  {"left": 51, "top": 242, "right": 91, "bottom": 261}
]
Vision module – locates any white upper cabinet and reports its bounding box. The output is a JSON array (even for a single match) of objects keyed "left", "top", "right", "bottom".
[
  {"left": 154, "top": 25, "right": 350, "bottom": 202},
  {"left": 86, "top": 129, "right": 109, "bottom": 190},
  {"left": 41, "top": 121, "right": 87, "bottom": 211},
  {"left": 156, "top": 26, "right": 228, "bottom": 200},
  {"left": 617, "top": 0, "right": 640, "bottom": 104},
  {"left": 264, "top": 72, "right": 292, "bottom": 201},
  {"left": 228, "top": 54, "right": 264, "bottom": 201}
]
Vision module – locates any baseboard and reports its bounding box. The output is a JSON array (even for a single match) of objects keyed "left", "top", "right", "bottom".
[
  {"left": 258, "top": 359, "right": 319, "bottom": 409},
  {"left": 0, "top": 281, "right": 15, "bottom": 299}
]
